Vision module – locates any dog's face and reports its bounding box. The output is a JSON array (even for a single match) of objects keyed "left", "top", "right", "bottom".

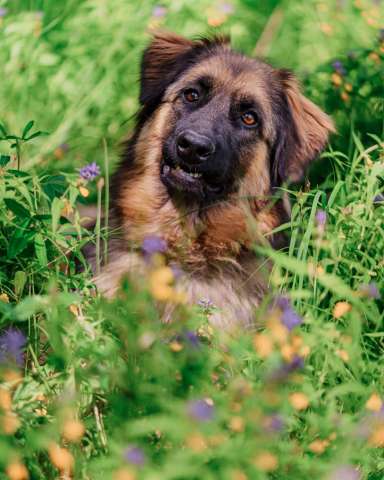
[{"left": 135, "top": 33, "right": 334, "bottom": 206}]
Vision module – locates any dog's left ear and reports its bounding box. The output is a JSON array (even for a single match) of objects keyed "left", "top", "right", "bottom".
[
  {"left": 140, "top": 32, "right": 195, "bottom": 107},
  {"left": 139, "top": 31, "right": 229, "bottom": 115},
  {"left": 273, "top": 70, "right": 335, "bottom": 183}
]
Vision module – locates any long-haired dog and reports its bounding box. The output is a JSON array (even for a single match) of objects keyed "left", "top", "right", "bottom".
[{"left": 89, "top": 32, "right": 334, "bottom": 328}]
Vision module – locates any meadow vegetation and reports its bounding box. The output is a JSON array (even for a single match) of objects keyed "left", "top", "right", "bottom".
[{"left": 0, "top": 1, "right": 383, "bottom": 479}]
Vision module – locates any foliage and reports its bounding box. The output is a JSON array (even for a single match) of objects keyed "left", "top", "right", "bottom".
[{"left": 0, "top": 1, "right": 383, "bottom": 479}]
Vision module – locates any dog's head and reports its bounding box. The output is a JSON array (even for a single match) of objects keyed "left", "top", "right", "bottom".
[{"left": 135, "top": 32, "right": 334, "bottom": 206}]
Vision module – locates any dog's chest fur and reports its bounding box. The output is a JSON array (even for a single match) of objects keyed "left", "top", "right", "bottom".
[{"left": 94, "top": 244, "right": 266, "bottom": 328}]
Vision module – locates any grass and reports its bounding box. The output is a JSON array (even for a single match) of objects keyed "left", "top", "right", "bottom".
[{"left": 0, "top": 0, "right": 383, "bottom": 479}]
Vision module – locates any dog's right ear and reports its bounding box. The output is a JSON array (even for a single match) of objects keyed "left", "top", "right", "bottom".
[
  {"left": 139, "top": 31, "right": 229, "bottom": 112},
  {"left": 140, "top": 32, "right": 195, "bottom": 107}
]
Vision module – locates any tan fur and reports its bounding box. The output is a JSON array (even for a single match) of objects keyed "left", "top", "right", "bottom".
[
  {"left": 279, "top": 74, "right": 336, "bottom": 181},
  {"left": 93, "top": 33, "right": 334, "bottom": 328}
]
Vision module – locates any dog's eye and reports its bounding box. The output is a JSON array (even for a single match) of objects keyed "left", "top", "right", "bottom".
[
  {"left": 183, "top": 88, "right": 200, "bottom": 103},
  {"left": 241, "top": 111, "right": 258, "bottom": 127}
]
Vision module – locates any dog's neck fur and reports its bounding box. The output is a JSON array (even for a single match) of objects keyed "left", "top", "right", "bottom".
[
  {"left": 90, "top": 105, "right": 290, "bottom": 327},
  {"left": 111, "top": 110, "right": 286, "bottom": 274}
]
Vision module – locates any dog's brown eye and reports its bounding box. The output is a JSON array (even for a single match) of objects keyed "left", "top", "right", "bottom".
[
  {"left": 241, "top": 111, "right": 258, "bottom": 126},
  {"left": 183, "top": 88, "right": 200, "bottom": 103}
]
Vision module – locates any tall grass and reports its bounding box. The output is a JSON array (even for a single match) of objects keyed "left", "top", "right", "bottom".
[{"left": 0, "top": 1, "right": 383, "bottom": 479}]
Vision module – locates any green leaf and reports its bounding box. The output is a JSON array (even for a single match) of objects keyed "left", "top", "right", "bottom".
[
  {"left": 15, "top": 293, "right": 77, "bottom": 320},
  {"left": 7, "top": 220, "right": 34, "bottom": 258},
  {"left": 51, "top": 197, "right": 64, "bottom": 233},
  {"left": 0, "top": 122, "right": 7, "bottom": 137},
  {"left": 0, "top": 155, "right": 10, "bottom": 167},
  {"left": 22, "top": 120, "right": 34, "bottom": 139},
  {"left": 14, "top": 295, "right": 47, "bottom": 320},
  {"left": 4, "top": 198, "right": 31, "bottom": 218},
  {"left": 34, "top": 233, "right": 48, "bottom": 267},
  {"left": 14, "top": 270, "right": 27, "bottom": 297},
  {"left": 42, "top": 175, "right": 67, "bottom": 200},
  {"left": 25, "top": 131, "right": 48, "bottom": 141},
  {"left": 6, "top": 169, "right": 30, "bottom": 178}
]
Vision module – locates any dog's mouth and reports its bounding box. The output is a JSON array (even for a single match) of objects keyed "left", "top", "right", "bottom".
[{"left": 160, "top": 160, "right": 222, "bottom": 198}]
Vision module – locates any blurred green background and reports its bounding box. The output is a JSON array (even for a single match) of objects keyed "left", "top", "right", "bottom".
[
  {"left": 0, "top": 0, "right": 382, "bottom": 172},
  {"left": 0, "top": 2, "right": 383, "bottom": 480}
]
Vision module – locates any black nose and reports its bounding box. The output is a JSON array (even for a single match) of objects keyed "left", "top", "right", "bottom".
[{"left": 176, "top": 130, "right": 215, "bottom": 164}]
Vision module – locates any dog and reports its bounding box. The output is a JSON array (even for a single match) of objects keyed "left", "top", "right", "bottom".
[{"left": 88, "top": 32, "right": 334, "bottom": 328}]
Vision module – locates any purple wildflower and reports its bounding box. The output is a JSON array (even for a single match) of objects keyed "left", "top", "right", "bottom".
[
  {"left": 219, "top": 2, "right": 234, "bottom": 14},
  {"left": 329, "top": 465, "right": 360, "bottom": 480},
  {"left": 79, "top": 162, "right": 100, "bottom": 181},
  {"left": 264, "top": 414, "right": 284, "bottom": 433},
  {"left": 359, "top": 282, "right": 380, "bottom": 299},
  {"left": 197, "top": 298, "right": 215, "bottom": 310},
  {"left": 152, "top": 5, "right": 167, "bottom": 17},
  {"left": 169, "top": 263, "right": 183, "bottom": 279},
  {"left": 59, "top": 143, "right": 69, "bottom": 152},
  {"left": 281, "top": 308, "right": 302, "bottom": 330},
  {"left": 142, "top": 235, "right": 167, "bottom": 258},
  {"left": 270, "top": 355, "right": 304, "bottom": 382},
  {"left": 315, "top": 209, "right": 327, "bottom": 227},
  {"left": 373, "top": 193, "right": 384, "bottom": 204},
  {"left": 275, "top": 296, "right": 303, "bottom": 330},
  {"left": 123, "top": 446, "right": 145, "bottom": 466},
  {"left": 0, "top": 7, "right": 7, "bottom": 17},
  {"left": 276, "top": 296, "right": 290, "bottom": 311},
  {"left": 0, "top": 328, "right": 26, "bottom": 366},
  {"left": 188, "top": 399, "right": 214, "bottom": 422},
  {"left": 332, "top": 60, "right": 346, "bottom": 76},
  {"left": 184, "top": 330, "right": 200, "bottom": 348}
]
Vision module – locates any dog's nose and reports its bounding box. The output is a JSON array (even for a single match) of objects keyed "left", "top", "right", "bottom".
[{"left": 176, "top": 130, "right": 215, "bottom": 163}]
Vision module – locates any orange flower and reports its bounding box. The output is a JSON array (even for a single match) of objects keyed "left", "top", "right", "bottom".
[
  {"left": 281, "top": 343, "right": 295, "bottom": 362},
  {"left": 169, "top": 341, "right": 183, "bottom": 352},
  {"left": 369, "top": 424, "right": 384, "bottom": 447},
  {"left": 365, "top": 393, "right": 383, "bottom": 412},
  {"left": 253, "top": 333, "right": 273, "bottom": 358},
  {"left": 185, "top": 432, "right": 207, "bottom": 452},
  {"left": 62, "top": 419, "right": 85, "bottom": 443},
  {"left": 336, "top": 349, "right": 350, "bottom": 362},
  {"left": 289, "top": 392, "right": 309, "bottom": 411},
  {"left": 149, "top": 267, "right": 174, "bottom": 301},
  {"left": 320, "top": 23, "right": 333, "bottom": 35},
  {"left": 331, "top": 73, "right": 343, "bottom": 86},
  {"left": 340, "top": 91, "right": 350, "bottom": 102},
  {"left": 113, "top": 469, "right": 136, "bottom": 480},
  {"left": 2, "top": 412, "right": 20, "bottom": 434},
  {"left": 79, "top": 186, "right": 89, "bottom": 197},
  {"left": 61, "top": 198, "right": 73, "bottom": 217},
  {"left": 333, "top": 301, "right": 351, "bottom": 319},
  {"left": 6, "top": 462, "right": 29, "bottom": 480},
  {"left": 0, "top": 293, "right": 9, "bottom": 303},
  {"left": 254, "top": 451, "right": 278, "bottom": 471},
  {"left": 2, "top": 369, "right": 23, "bottom": 385},
  {"left": 267, "top": 317, "right": 289, "bottom": 345},
  {"left": 68, "top": 304, "right": 79, "bottom": 316},
  {"left": 308, "top": 439, "right": 329, "bottom": 454},
  {"left": 48, "top": 444, "right": 74, "bottom": 472},
  {"left": 228, "top": 416, "right": 244, "bottom": 433},
  {"left": 0, "top": 387, "right": 12, "bottom": 411}
]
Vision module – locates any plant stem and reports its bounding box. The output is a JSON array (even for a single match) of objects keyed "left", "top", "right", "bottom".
[{"left": 103, "top": 138, "right": 110, "bottom": 265}]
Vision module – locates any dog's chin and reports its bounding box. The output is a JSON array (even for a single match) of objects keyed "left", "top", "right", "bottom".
[{"left": 160, "top": 159, "right": 224, "bottom": 202}]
